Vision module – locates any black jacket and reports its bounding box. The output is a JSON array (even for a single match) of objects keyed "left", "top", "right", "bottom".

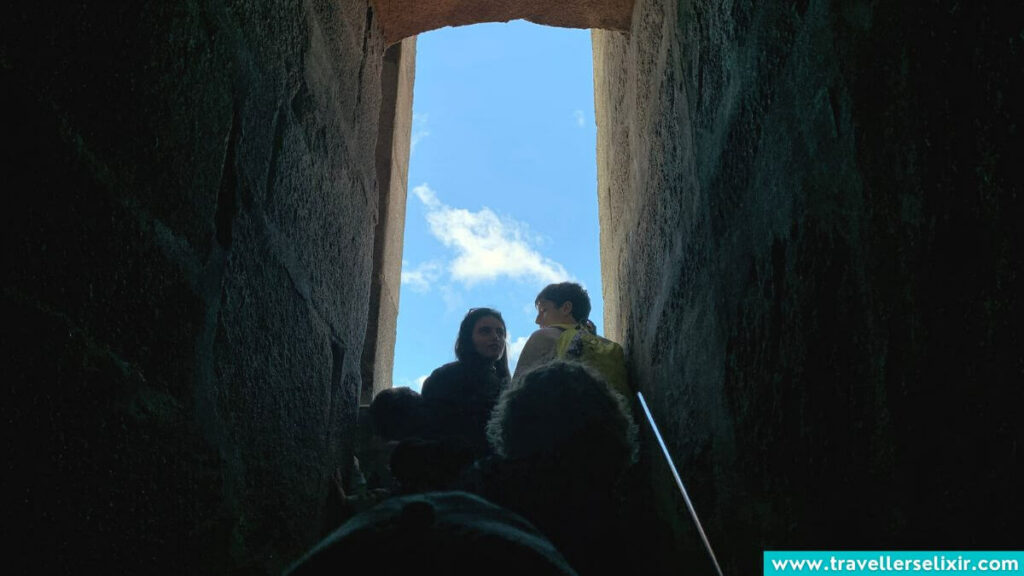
[{"left": 421, "top": 360, "right": 507, "bottom": 457}]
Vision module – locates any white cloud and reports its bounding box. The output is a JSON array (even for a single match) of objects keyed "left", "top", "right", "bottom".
[
  {"left": 401, "top": 260, "right": 443, "bottom": 292},
  {"left": 411, "top": 113, "right": 430, "bottom": 152},
  {"left": 573, "top": 109, "right": 585, "bottom": 127},
  {"left": 395, "top": 375, "right": 429, "bottom": 393},
  {"left": 412, "top": 184, "right": 441, "bottom": 209},
  {"left": 506, "top": 335, "right": 530, "bottom": 374},
  {"left": 411, "top": 183, "right": 570, "bottom": 287}
]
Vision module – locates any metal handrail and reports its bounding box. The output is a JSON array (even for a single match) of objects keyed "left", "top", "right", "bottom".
[{"left": 637, "top": 391, "right": 725, "bottom": 576}]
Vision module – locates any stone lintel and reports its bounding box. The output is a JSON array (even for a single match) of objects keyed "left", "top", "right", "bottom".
[{"left": 372, "top": 0, "right": 635, "bottom": 44}]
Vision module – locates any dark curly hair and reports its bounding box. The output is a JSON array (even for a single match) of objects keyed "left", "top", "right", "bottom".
[{"left": 487, "top": 360, "right": 636, "bottom": 478}]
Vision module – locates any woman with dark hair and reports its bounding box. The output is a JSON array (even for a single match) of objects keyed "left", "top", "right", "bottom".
[{"left": 420, "top": 307, "right": 511, "bottom": 459}]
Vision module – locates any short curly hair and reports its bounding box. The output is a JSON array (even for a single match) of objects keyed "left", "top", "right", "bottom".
[{"left": 487, "top": 360, "right": 636, "bottom": 477}]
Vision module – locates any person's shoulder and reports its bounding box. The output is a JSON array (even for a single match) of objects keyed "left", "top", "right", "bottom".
[
  {"left": 513, "top": 328, "right": 566, "bottom": 379},
  {"left": 421, "top": 361, "right": 464, "bottom": 396},
  {"left": 432, "top": 361, "right": 466, "bottom": 377},
  {"left": 524, "top": 326, "right": 565, "bottom": 350},
  {"left": 530, "top": 326, "right": 565, "bottom": 341}
]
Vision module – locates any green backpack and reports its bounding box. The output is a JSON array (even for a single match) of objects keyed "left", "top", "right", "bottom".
[{"left": 550, "top": 323, "right": 630, "bottom": 397}]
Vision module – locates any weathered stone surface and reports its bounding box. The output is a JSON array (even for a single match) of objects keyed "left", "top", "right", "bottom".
[
  {"left": 4, "top": 0, "right": 384, "bottom": 573},
  {"left": 373, "top": 0, "right": 635, "bottom": 44},
  {"left": 595, "top": 0, "right": 1021, "bottom": 572}
]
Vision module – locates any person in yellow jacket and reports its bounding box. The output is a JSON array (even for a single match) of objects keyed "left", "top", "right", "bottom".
[
  {"left": 513, "top": 282, "right": 590, "bottom": 379},
  {"left": 514, "top": 283, "right": 629, "bottom": 396}
]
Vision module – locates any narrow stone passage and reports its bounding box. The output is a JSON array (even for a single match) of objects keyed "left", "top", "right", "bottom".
[{"left": 3, "top": 0, "right": 1020, "bottom": 574}]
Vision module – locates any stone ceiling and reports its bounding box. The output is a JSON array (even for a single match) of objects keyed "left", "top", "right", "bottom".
[{"left": 371, "top": 0, "right": 635, "bottom": 44}]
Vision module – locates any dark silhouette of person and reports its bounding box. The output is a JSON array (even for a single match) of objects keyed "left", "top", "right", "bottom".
[
  {"left": 368, "top": 385, "right": 428, "bottom": 442},
  {"left": 480, "top": 360, "right": 641, "bottom": 575},
  {"left": 287, "top": 491, "right": 579, "bottom": 575},
  {"left": 420, "top": 307, "right": 511, "bottom": 461}
]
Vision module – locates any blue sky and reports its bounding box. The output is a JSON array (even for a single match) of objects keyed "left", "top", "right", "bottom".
[{"left": 393, "top": 21, "right": 601, "bottom": 391}]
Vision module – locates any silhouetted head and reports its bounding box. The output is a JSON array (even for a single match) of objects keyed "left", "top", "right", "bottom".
[
  {"left": 487, "top": 360, "right": 637, "bottom": 480},
  {"left": 286, "top": 491, "right": 579, "bottom": 575},
  {"left": 455, "top": 308, "right": 510, "bottom": 378},
  {"left": 534, "top": 283, "right": 591, "bottom": 326},
  {"left": 369, "top": 386, "right": 426, "bottom": 441}
]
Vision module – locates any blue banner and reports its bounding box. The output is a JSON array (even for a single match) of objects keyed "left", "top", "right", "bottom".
[{"left": 764, "top": 551, "right": 1024, "bottom": 575}]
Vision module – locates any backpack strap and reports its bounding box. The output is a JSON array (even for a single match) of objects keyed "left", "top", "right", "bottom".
[
  {"left": 548, "top": 322, "right": 588, "bottom": 359},
  {"left": 566, "top": 323, "right": 585, "bottom": 358}
]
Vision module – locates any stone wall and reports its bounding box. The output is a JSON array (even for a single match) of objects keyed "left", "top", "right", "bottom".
[
  {"left": 361, "top": 37, "right": 416, "bottom": 405},
  {"left": 595, "top": 0, "right": 1021, "bottom": 572},
  {"left": 3, "top": 1, "right": 384, "bottom": 573}
]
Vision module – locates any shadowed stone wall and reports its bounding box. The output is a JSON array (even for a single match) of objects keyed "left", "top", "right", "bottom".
[
  {"left": 595, "top": 0, "right": 1021, "bottom": 572},
  {"left": 4, "top": 1, "right": 385, "bottom": 573}
]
